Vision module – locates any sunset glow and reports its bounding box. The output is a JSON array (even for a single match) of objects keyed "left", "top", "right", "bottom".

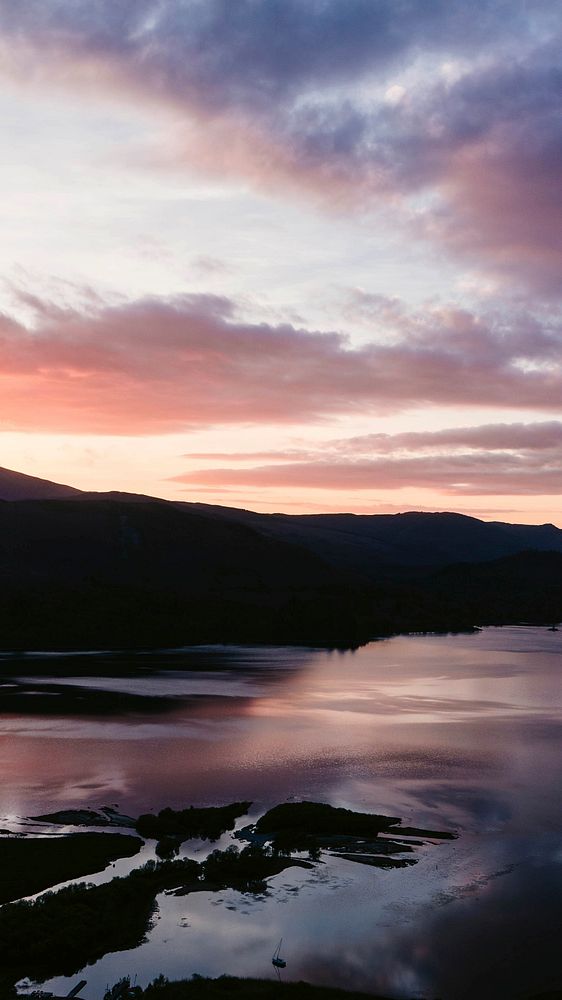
[{"left": 1, "top": 1, "right": 561, "bottom": 523}]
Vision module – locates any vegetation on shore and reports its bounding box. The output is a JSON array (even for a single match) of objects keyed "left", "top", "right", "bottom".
[
  {"left": 0, "top": 857, "right": 197, "bottom": 988},
  {"left": 252, "top": 801, "right": 455, "bottom": 862},
  {"left": 255, "top": 802, "right": 401, "bottom": 838},
  {"left": 133, "top": 798, "right": 453, "bottom": 869},
  {"left": 0, "top": 832, "right": 142, "bottom": 904},
  {"left": 122, "top": 974, "right": 394, "bottom": 999},
  {"left": 0, "top": 799, "right": 454, "bottom": 989},
  {"left": 104, "top": 976, "right": 562, "bottom": 1000},
  {"left": 136, "top": 802, "right": 251, "bottom": 845},
  {"left": 0, "top": 846, "right": 309, "bottom": 989}
]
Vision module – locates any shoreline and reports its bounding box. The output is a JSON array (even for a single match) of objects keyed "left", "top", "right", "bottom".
[{"left": 1, "top": 621, "right": 559, "bottom": 661}]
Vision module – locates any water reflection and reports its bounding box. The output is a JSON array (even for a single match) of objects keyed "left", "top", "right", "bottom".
[{"left": 3, "top": 627, "right": 562, "bottom": 998}]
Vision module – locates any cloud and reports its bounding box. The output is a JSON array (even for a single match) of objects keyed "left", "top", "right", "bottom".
[
  {"left": 335, "top": 421, "right": 562, "bottom": 454},
  {"left": 183, "top": 422, "right": 562, "bottom": 459},
  {"left": 299, "top": 851, "right": 562, "bottom": 998},
  {"left": 414, "top": 51, "right": 562, "bottom": 294},
  {"left": 0, "top": 1, "right": 559, "bottom": 292},
  {"left": 174, "top": 421, "right": 562, "bottom": 497},
  {"left": 173, "top": 454, "right": 562, "bottom": 496},
  {"left": 2, "top": 291, "right": 562, "bottom": 434},
  {"left": 191, "top": 256, "right": 232, "bottom": 277},
  {"left": 0, "top": 1, "right": 526, "bottom": 112}
]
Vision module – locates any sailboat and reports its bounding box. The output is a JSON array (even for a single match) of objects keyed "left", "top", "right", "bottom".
[{"left": 272, "top": 938, "right": 287, "bottom": 969}]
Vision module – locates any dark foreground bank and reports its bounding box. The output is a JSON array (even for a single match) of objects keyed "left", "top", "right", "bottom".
[
  {"left": 107, "top": 975, "right": 396, "bottom": 999},
  {"left": 100, "top": 976, "right": 562, "bottom": 1000}
]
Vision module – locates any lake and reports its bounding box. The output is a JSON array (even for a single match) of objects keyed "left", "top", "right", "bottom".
[{"left": 2, "top": 626, "right": 561, "bottom": 999}]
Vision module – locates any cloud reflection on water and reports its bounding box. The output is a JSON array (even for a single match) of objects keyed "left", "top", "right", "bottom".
[
  {"left": 298, "top": 851, "right": 562, "bottom": 1000},
  {"left": 4, "top": 628, "right": 562, "bottom": 998}
]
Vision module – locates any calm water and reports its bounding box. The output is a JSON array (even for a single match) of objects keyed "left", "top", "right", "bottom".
[{"left": 3, "top": 627, "right": 562, "bottom": 999}]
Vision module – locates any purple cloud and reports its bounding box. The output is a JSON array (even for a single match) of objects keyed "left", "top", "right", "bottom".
[
  {"left": 1, "top": 1, "right": 559, "bottom": 292},
  {"left": 0, "top": 1, "right": 530, "bottom": 111}
]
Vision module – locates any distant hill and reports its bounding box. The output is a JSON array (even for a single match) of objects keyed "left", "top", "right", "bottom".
[
  {"left": 0, "top": 466, "right": 81, "bottom": 501},
  {"left": 2, "top": 465, "right": 562, "bottom": 575},
  {"left": 0, "top": 495, "right": 363, "bottom": 648},
  {"left": 430, "top": 550, "right": 562, "bottom": 627},
  {"left": 0, "top": 466, "right": 561, "bottom": 647},
  {"left": 185, "top": 504, "right": 562, "bottom": 580}
]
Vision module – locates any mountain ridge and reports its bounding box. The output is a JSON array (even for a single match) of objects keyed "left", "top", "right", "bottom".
[
  {"left": 1, "top": 466, "right": 561, "bottom": 576},
  {"left": 0, "top": 465, "right": 561, "bottom": 648},
  {"left": 0, "top": 465, "right": 82, "bottom": 501}
]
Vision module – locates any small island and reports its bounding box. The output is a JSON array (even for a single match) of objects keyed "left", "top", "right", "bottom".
[
  {"left": 244, "top": 800, "right": 455, "bottom": 869},
  {"left": 1, "top": 799, "right": 454, "bottom": 993}
]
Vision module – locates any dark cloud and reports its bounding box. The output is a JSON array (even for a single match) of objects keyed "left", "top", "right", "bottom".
[{"left": 0, "top": 1, "right": 533, "bottom": 112}]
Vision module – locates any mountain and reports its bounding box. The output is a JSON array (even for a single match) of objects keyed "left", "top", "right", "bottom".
[
  {"left": 2, "top": 466, "right": 562, "bottom": 576},
  {"left": 185, "top": 505, "right": 562, "bottom": 580},
  {"left": 0, "top": 466, "right": 560, "bottom": 647},
  {"left": 0, "top": 466, "right": 82, "bottom": 501},
  {"left": 431, "top": 550, "right": 562, "bottom": 626},
  {"left": 0, "top": 494, "right": 364, "bottom": 648}
]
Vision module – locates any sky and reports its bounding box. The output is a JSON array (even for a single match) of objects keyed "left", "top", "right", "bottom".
[{"left": 0, "top": 0, "right": 561, "bottom": 523}]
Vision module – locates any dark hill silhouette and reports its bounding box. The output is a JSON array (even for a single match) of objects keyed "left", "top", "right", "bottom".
[
  {"left": 1, "top": 466, "right": 562, "bottom": 576},
  {"left": 0, "top": 497, "right": 336, "bottom": 590},
  {"left": 0, "top": 466, "right": 560, "bottom": 647},
  {"left": 0, "top": 496, "right": 367, "bottom": 647},
  {"left": 430, "top": 550, "right": 562, "bottom": 626},
  {"left": 186, "top": 505, "right": 562, "bottom": 580},
  {"left": 0, "top": 466, "right": 81, "bottom": 501}
]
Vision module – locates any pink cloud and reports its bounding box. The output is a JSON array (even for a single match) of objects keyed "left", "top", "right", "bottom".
[
  {"left": 173, "top": 453, "right": 562, "bottom": 497},
  {"left": 2, "top": 294, "right": 562, "bottom": 434},
  {"left": 183, "top": 422, "right": 562, "bottom": 461},
  {"left": 333, "top": 421, "right": 562, "bottom": 454},
  {"left": 425, "top": 123, "right": 562, "bottom": 295},
  {"left": 173, "top": 420, "right": 562, "bottom": 497}
]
